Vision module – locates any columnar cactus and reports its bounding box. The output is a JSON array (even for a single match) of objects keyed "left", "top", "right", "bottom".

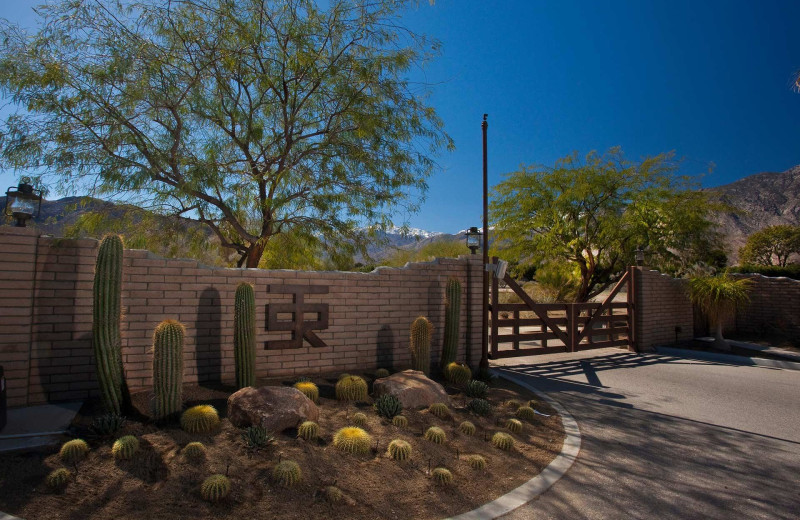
[
  {"left": 441, "top": 277, "right": 462, "bottom": 370},
  {"left": 92, "top": 234, "right": 128, "bottom": 414},
  {"left": 410, "top": 316, "right": 432, "bottom": 376},
  {"left": 152, "top": 319, "right": 185, "bottom": 421},
  {"left": 233, "top": 282, "right": 256, "bottom": 389}
]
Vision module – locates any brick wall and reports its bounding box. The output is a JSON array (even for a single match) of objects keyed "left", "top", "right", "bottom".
[
  {"left": 634, "top": 267, "right": 694, "bottom": 350},
  {"left": 733, "top": 274, "right": 800, "bottom": 337},
  {"left": 0, "top": 227, "right": 483, "bottom": 407}
]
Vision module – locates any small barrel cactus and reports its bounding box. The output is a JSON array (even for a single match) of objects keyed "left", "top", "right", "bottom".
[
  {"left": 374, "top": 394, "right": 403, "bottom": 420},
  {"left": 333, "top": 427, "right": 372, "bottom": 455},
  {"left": 111, "top": 435, "right": 139, "bottom": 460},
  {"left": 324, "top": 485, "right": 344, "bottom": 503},
  {"left": 272, "top": 460, "right": 302, "bottom": 488},
  {"left": 335, "top": 376, "right": 369, "bottom": 402},
  {"left": 424, "top": 426, "right": 447, "bottom": 444},
  {"left": 506, "top": 418, "right": 523, "bottom": 434},
  {"left": 387, "top": 439, "right": 412, "bottom": 461},
  {"left": 527, "top": 398, "right": 540, "bottom": 409},
  {"left": 445, "top": 362, "right": 471, "bottom": 385},
  {"left": 492, "top": 432, "right": 514, "bottom": 451},
  {"left": 392, "top": 415, "right": 408, "bottom": 428},
  {"left": 467, "top": 398, "right": 491, "bottom": 416},
  {"left": 182, "top": 442, "right": 207, "bottom": 461},
  {"left": 293, "top": 381, "right": 319, "bottom": 403},
  {"left": 233, "top": 282, "right": 256, "bottom": 389},
  {"left": 297, "top": 421, "right": 319, "bottom": 441},
  {"left": 152, "top": 319, "right": 185, "bottom": 421},
  {"left": 351, "top": 412, "right": 368, "bottom": 427},
  {"left": 428, "top": 402, "right": 450, "bottom": 418},
  {"left": 504, "top": 399, "right": 522, "bottom": 410},
  {"left": 59, "top": 439, "right": 89, "bottom": 464},
  {"left": 46, "top": 468, "right": 72, "bottom": 489},
  {"left": 465, "top": 380, "right": 489, "bottom": 399},
  {"left": 375, "top": 368, "right": 390, "bottom": 379},
  {"left": 241, "top": 426, "right": 274, "bottom": 450},
  {"left": 459, "top": 421, "right": 476, "bottom": 436},
  {"left": 201, "top": 474, "right": 230, "bottom": 502},
  {"left": 515, "top": 406, "right": 537, "bottom": 421},
  {"left": 181, "top": 405, "right": 220, "bottom": 433},
  {"left": 338, "top": 373, "right": 351, "bottom": 380},
  {"left": 432, "top": 467, "right": 453, "bottom": 485},
  {"left": 409, "top": 316, "right": 432, "bottom": 375},
  {"left": 467, "top": 454, "right": 487, "bottom": 470}
]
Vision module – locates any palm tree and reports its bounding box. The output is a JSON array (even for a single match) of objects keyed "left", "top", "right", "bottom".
[{"left": 688, "top": 274, "right": 752, "bottom": 351}]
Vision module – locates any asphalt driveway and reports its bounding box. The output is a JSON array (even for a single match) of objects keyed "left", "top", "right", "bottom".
[{"left": 493, "top": 348, "right": 800, "bottom": 520}]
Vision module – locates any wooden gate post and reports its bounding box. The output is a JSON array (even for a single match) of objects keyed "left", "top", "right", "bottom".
[{"left": 567, "top": 304, "right": 578, "bottom": 352}]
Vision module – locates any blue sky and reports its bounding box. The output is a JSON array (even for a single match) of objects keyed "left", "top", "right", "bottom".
[{"left": 2, "top": 0, "right": 800, "bottom": 234}]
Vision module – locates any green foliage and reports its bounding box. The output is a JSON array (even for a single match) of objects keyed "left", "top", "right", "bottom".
[
  {"left": 467, "top": 398, "right": 492, "bottom": 417},
  {"left": 92, "top": 234, "right": 128, "bottom": 415},
  {"left": 739, "top": 225, "right": 800, "bottom": 267},
  {"left": 458, "top": 421, "right": 476, "bottom": 436},
  {"left": 491, "top": 432, "right": 514, "bottom": 451},
  {"left": 432, "top": 467, "right": 453, "bottom": 485},
  {"left": 374, "top": 394, "right": 403, "bottom": 420},
  {"left": 112, "top": 435, "right": 140, "bottom": 460},
  {"left": 505, "top": 419, "right": 523, "bottom": 434},
  {"left": 375, "top": 368, "right": 391, "bottom": 379},
  {"left": 380, "top": 238, "right": 469, "bottom": 268},
  {"left": 424, "top": 426, "right": 446, "bottom": 444},
  {"left": 444, "top": 362, "right": 471, "bottom": 385},
  {"left": 515, "top": 406, "right": 537, "bottom": 421},
  {"left": 728, "top": 263, "right": 800, "bottom": 280},
  {"left": 324, "top": 485, "right": 344, "bottom": 503},
  {"left": 181, "top": 405, "right": 220, "bottom": 434},
  {"left": 89, "top": 413, "right": 126, "bottom": 437},
  {"left": 182, "top": 442, "right": 207, "bottom": 461},
  {"left": 241, "top": 426, "right": 275, "bottom": 451},
  {"left": 201, "top": 474, "right": 230, "bottom": 503},
  {"left": 387, "top": 439, "right": 412, "bottom": 461},
  {"left": 688, "top": 275, "right": 752, "bottom": 327},
  {"left": 441, "top": 277, "right": 462, "bottom": 369},
  {"left": 351, "top": 412, "right": 368, "bottom": 427},
  {"left": 59, "top": 439, "right": 89, "bottom": 464},
  {"left": 428, "top": 402, "right": 451, "bottom": 418},
  {"left": 152, "top": 320, "right": 184, "bottom": 421},
  {"left": 272, "top": 460, "right": 302, "bottom": 488},
  {"left": 46, "top": 468, "right": 72, "bottom": 489},
  {"left": 491, "top": 148, "right": 722, "bottom": 301},
  {"left": 466, "top": 455, "right": 486, "bottom": 471},
  {"left": 391, "top": 415, "right": 408, "bottom": 428},
  {"left": 233, "top": 283, "right": 256, "bottom": 389},
  {"left": 0, "top": 0, "right": 452, "bottom": 268},
  {"left": 465, "top": 380, "right": 489, "bottom": 399},
  {"left": 293, "top": 381, "right": 319, "bottom": 403},
  {"left": 333, "top": 427, "right": 373, "bottom": 455},
  {"left": 410, "top": 316, "right": 432, "bottom": 375},
  {"left": 335, "top": 376, "right": 369, "bottom": 402},
  {"left": 297, "top": 421, "right": 319, "bottom": 442}
]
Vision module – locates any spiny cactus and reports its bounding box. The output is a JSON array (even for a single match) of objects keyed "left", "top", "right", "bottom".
[
  {"left": 492, "top": 432, "right": 514, "bottom": 451},
  {"left": 181, "top": 405, "right": 220, "bottom": 433},
  {"left": 46, "top": 468, "right": 72, "bottom": 489},
  {"left": 441, "top": 277, "right": 462, "bottom": 370},
  {"left": 428, "top": 402, "right": 450, "bottom": 418},
  {"left": 201, "top": 474, "right": 230, "bottom": 502},
  {"left": 409, "top": 316, "right": 432, "bottom": 375},
  {"left": 506, "top": 418, "right": 523, "bottom": 434},
  {"left": 182, "top": 442, "right": 207, "bottom": 461},
  {"left": 515, "top": 406, "right": 537, "bottom": 421},
  {"left": 272, "top": 460, "right": 302, "bottom": 488},
  {"left": 92, "top": 234, "right": 128, "bottom": 415},
  {"left": 504, "top": 399, "right": 522, "bottom": 410},
  {"left": 297, "top": 421, "right": 319, "bottom": 441},
  {"left": 59, "top": 439, "right": 89, "bottom": 464},
  {"left": 467, "top": 398, "right": 492, "bottom": 416},
  {"left": 338, "top": 373, "right": 351, "bottom": 380},
  {"left": 351, "top": 412, "right": 368, "bottom": 427},
  {"left": 392, "top": 415, "right": 408, "bottom": 428},
  {"left": 90, "top": 413, "right": 126, "bottom": 437},
  {"left": 293, "top": 381, "right": 319, "bottom": 403},
  {"left": 241, "top": 425, "right": 274, "bottom": 450},
  {"left": 459, "top": 421, "right": 476, "bottom": 436},
  {"left": 233, "top": 282, "right": 256, "bottom": 389},
  {"left": 111, "top": 435, "right": 139, "bottom": 460},
  {"left": 432, "top": 467, "right": 453, "bottom": 485},
  {"left": 424, "top": 426, "right": 447, "bottom": 444},
  {"left": 465, "top": 380, "right": 489, "bottom": 399},
  {"left": 445, "top": 362, "right": 471, "bottom": 385},
  {"left": 152, "top": 319, "right": 184, "bottom": 421},
  {"left": 467, "top": 454, "right": 486, "bottom": 470},
  {"left": 374, "top": 394, "right": 403, "bottom": 420},
  {"left": 333, "top": 427, "right": 372, "bottom": 455},
  {"left": 324, "top": 485, "right": 344, "bottom": 503},
  {"left": 527, "top": 398, "right": 540, "bottom": 409},
  {"left": 375, "top": 368, "right": 390, "bottom": 379},
  {"left": 387, "top": 439, "right": 412, "bottom": 461},
  {"left": 335, "top": 376, "right": 368, "bottom": 402}
]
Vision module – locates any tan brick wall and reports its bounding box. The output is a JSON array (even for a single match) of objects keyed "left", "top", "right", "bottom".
[
  {"left": 0, "top": 227, "right": 483, "bottom": 407},
  {"left": 733, "top": 274, "right": 800, "bottom": 337},
  {"left": 634, "top": 267, "right": 694, "bottom": 350}
]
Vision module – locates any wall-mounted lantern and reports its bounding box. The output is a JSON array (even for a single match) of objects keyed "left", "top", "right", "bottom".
[
  {"left": 4, "top": 182, "right": 43, "bottom": 227},
  {"left": 635, "top": 247, "right": 645, "bottom": 267},
  {"left": 465, "top": 226, "right": 481, "bottom": 255}
]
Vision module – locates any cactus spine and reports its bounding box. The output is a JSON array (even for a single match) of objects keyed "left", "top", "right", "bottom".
[
  {"left": 152, "top": 320, "right": 185, "bottom": 421},
  {"left": 92, "top": 234, "right": 128, "bottom": 415},
  {"left": 441, "top": 277, "right": 461, "bottom": 370},
  {"left": 233, "top": 283, "right": 256, "bottom": 389},
  {"left": 410, "top": 316, "right": 432, "bottom": 375}
]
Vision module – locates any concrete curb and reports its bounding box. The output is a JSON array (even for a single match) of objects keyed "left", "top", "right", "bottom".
[
  {"left": 655, "top": 346, "right": 800, "bottom": 372},
  {"left": 446, "top": 369, "right": 582, "bottom": 520}
]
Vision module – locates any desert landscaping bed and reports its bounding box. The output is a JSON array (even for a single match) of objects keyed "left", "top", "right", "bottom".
[{"left": 0, "top": 372, "right": 565, "bottom": 520}]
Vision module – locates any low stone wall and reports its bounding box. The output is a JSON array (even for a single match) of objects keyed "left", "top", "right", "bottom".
[{"left": 634, "top": 268, "right": 694, "bottom": 350}]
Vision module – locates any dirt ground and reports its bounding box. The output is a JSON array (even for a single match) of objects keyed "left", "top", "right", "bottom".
[{"left": 0, "top": 373, "right": 565, "bottom": 520}]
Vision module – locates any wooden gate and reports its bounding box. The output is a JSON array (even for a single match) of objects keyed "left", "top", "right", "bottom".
[{"left": 489, "top": 260, "right": 636, "bottom": 358}]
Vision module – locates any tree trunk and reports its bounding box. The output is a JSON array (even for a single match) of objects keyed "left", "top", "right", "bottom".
[
  {"left": 713, "top": 321, "right": 730, "bottom": 351},
  {"left": 244, "top": 240, "right": 267, "bottom": 268}
]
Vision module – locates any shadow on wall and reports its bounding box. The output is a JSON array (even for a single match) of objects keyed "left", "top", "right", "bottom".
[
  {"left": 195, "top": 287, "right": 221, "bottom": 387},
  {"left": 428, "top": 279, "right": 442, "bottom": 369},
  {"left": 375, "top": 324, "right": 395, "bottom": 370}
]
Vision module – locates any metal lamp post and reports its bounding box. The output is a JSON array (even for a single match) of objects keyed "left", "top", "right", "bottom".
[
  {"left": 4, "top": 182, "right": 43, "bottom": 227},
  {"left": 466, "top": 226, "right": 481, "bottom": 254},
  {"left": 480, "top": 114, "right": 489, "bottom": 374}
]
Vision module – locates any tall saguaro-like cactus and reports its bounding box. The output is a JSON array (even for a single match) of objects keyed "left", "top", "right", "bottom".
[
  {"left": 234, "top": 282, "right": 256, "bottom": 389},
  {"left": 152, "top": 319, "right": 185, "bottom": 421},
  {"left": 440, "top": 277, "right": 462, "bottom": 370},
  {"left": 410, "top": 316, "right": 432, "bottom": 376},
  {"left": 92, "top": 234, "right": 128, "bottom": 414}
]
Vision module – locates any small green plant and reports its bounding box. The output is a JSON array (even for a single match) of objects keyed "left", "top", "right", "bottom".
[
  {"left": 241, "top": 426, "right": 275, "bottom": 450},
  {"left": 324, "top": 485, "right": 344, "bottom": 503},
  {"left": 504, "top": 399, "right": 522, "bottom": 410},
  {"left": 515, "top": 406, "right": 537, "bottom": 421},
  {"left": 351, "top": 412, "right": 368, "bottom": 427},
  {"left": 409, "top": 316, "right": 432, "bottom": 375},
  {"left": 46, "top": 468, "right": 72, "bottom": 489},
  {"left": 90, "top": 413, "right": 126, "bottom": 437},
  {"left": 333, "top": 427, "right": 372, "bottom": 455},
  {"left": 444, "top": 362, "right": 471, "bottom": 385},
  {"left": 392, "top": 415, "right": 408, "bottom": 428},
  {"left": 459, "top": 421, "right": 476, "bottom": 436},
  {"left": 465, "top": 380, "right": 489, "bottom": 399},
  {"left": 111, "top": 435, "right": 139, "bottom": 460},
  {"left": 375, "top": 368, "right": 390, "bottom": 378},
  {"left": 505, "top": 418, "right": 523, "bottom": 434},
  {"left": 492, "top": 432, "right": 514, "bottom": 451},
  {"left": 181, "top": 405, "right": 220, "bottom": 433},
  {"left": 387, "top": 439, "right": 412, "bottom": 461},
  {"left": 374, "top": 394, "right": 403, "bottom": 420},
  {"left": 272, "top": 460, "right": 302, "bottom": 488},
  {"left": 424, "top": 426, "right": 447, "bottom": 444},
  {"left": 428, "top": 402, "right": 450, "bottom": 418},
  {"left": 432, "top": 467, "right": 453, "bottom": 485},
  {"left": 467, "top": 398, "right": 491, "bottom": 416},
  {"left": 335, "top": 375, "right": 369, "bottom": 402},
  {"left": 59, "top": 439, "right": 89, "bottom": 464},
  {"left": 293, "top": 381, "right": 319, "bottom": 403},
  {"left": 467, "top": 454, "right": 486, "bottom": 470},
  {"left": 688, "top": 274, "right": 752, "bottom": 350},
  {"left": 201, "top": 474, "right": 230, "bottom": 502},
  {"left": 182, "top": 442, "right": 207, "bottom": 461},
  {"left": 297, "top": 421, "right": 319, "bottom": 441}
]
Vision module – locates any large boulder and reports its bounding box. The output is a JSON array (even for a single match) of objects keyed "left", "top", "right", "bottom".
[
  {"left": 373, "top": 370, "right": 451, "bottom": 409},
  {"left": 227, "top": 386, "right": 319, "bottom": 432}
]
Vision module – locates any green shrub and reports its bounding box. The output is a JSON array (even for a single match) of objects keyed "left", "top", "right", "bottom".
[
  {"left": 728, "top": 264, "right": 800, "bottom": 280},
  {"left": 374, "top": 394, "right": 403, "bottom": 420},
  {"left": 90, "top": 413, "right": 126, "bottom": 437},
  {"left": 241, "top": 426, "right": 274, "bottom": 450},
  {"left": 467, "top": 398, "right": 491, "bottom": 416}
]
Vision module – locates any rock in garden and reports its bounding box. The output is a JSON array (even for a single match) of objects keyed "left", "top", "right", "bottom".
[
  {"left": 227, "top": 386, "right": 319, "bottom": 432},
  {"left": 373, "top": 370, "right": 451, "bottom": 409}
]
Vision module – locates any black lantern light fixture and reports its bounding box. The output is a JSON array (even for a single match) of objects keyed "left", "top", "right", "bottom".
[
  {"left": 635, "top": 246, "right": 645, "bottom": 266},
  {"left": 465, "top": 226, "right": 481, "bottom": 254},
  {"left": 4, "top": 182, "right": 43, "bottom": 227}
]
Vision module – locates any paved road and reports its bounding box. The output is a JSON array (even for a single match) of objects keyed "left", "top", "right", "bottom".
[{"left": 493, "top": 348, "right": 800, "bottom": 520}]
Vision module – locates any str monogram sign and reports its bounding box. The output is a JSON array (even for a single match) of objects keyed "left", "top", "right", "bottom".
[{"left": 265, "top": 285, "right": 330, "bottom": 349}]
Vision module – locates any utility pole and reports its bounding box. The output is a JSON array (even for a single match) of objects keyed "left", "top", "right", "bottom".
[{"left": 480, "top": 114, "right": 489, "bottom": 374}]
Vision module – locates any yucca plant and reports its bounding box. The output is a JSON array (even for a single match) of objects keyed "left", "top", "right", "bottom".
[
  {"left": 241, "top": 426, "right": 275, "bottom": 450},
  {"left": 688, "top": 274, "right": 752, "bottom": 351}
]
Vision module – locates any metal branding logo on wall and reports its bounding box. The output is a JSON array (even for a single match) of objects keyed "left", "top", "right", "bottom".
[{"left": 265, "top": 284, "right": 330, "bottom": 349}]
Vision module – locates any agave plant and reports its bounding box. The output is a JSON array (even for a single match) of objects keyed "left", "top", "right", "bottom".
[{"left": 687, "top": 274, "right": 752, "bottom": 351}]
